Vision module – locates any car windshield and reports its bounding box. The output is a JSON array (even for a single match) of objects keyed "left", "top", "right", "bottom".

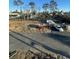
[{"left": 57, "top": 26, "right": 61, "bottom": 28}]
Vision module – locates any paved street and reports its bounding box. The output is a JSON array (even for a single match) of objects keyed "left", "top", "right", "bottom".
[{"left": 9, "top": 31, "right": 70, "bottom": 58}]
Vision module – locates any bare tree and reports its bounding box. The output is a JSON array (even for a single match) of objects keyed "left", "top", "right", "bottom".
[
  {"left": 13, "top": 0, "right": 24, "bottom": 12},
  {"left": 29, "top": 1, "right": 36, "bottom": 19},
  {"left": 43, "top": 3, "right": 49, "bottom": 12},
  {"left": 29, "top": 2, "right": 35, "bottom": 13},
  {"left": 50, "top": 0, "right": 57, "bottom": 12}
]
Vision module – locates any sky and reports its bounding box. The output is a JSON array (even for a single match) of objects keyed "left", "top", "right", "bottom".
[{"left": 9, "top": 0, "right": 70, "bottom": 12}]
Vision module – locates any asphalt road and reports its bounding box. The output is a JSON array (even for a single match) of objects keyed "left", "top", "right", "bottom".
[{"left": 9, "top": 31, "right": 70, "bottom": 58}]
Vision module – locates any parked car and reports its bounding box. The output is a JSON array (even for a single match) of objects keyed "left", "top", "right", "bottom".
[{"left": 46, "top": 20, "right": 64, "bottom": 32}]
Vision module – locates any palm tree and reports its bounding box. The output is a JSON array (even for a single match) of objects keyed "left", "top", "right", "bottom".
[{"left": 50, "top": 0, "right": 57, "bottom": 12}]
